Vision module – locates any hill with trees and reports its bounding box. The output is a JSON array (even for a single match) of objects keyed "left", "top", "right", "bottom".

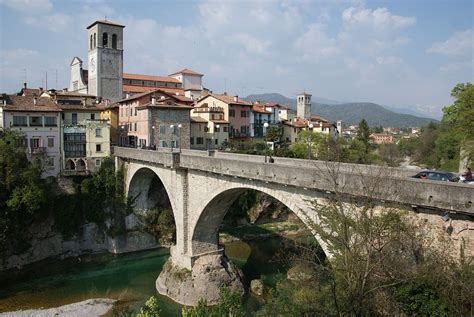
[{"left": 245, "top": 93, "right": 437, "bottom": 128}]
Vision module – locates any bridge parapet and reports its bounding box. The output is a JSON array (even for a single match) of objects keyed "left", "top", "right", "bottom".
[{"left": 114, "top": 147, "right": 474, "bottom": 215}]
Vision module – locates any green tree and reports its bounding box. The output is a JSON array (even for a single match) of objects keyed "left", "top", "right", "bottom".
[
  {"left": 289, "top": 130, "right": 327, "bottom": 159},
  {"left": 378, "top": 143, "right": 403, "bottom": 167},
  {"left": 357, "top": 118, "right": 371, "bottom": 149},
  {"left": 266, "top": 126, "right": 282, "bottom": 143},
  {"left": 136, "top": 296, "right": 161, "bottom": 317}
]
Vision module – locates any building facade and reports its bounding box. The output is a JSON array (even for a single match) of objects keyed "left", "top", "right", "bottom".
[
  {"left": 190, "top": 103, "right": 229, "bottom": 149},
  {"left": 297, "top": 92, "right": 312, "bottom": 120},
  {"left": 0, "top": 94, "right": 61, "bottom": 177}
]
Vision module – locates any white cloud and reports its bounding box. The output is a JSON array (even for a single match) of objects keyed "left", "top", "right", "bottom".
[
  {"left": 24, "top": 13, "right": 73, "bottom": 32},
  {"left": 294, "top": 23, "right": 339, "bottom": 62},
  {"left": 439, "top": 60, "right": 473, "bottom": 73},
  {"left": 342, "top": 7, "right": 416, "bottom": 31},
  {"left": 376, "top": 56, "right": 402, "bottom": 65},
  {"left": 1, "top": 0, "right": 52, "bottom": 14},
  {"left": 427, "top": 29, "right": 473, "bottom": 57}
]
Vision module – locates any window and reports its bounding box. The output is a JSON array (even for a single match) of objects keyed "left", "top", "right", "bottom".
[
  {"left": 134, "top": 123, "right": 137, "bottom": 131},
  {"left": 159, "top": 125, "right": 166, "bottom": 134},
  {"left": 13, "top": 116, "right": 27, "bottom": 126},
  {"left": 102, "top": 32, "right": 108, "bottom": 47},
  {"left": 223, "top": 126, "right": 228, "bottom": 132},
  {"left": 45, "top": 116, "right": 57, "bottom": 126},
  {"left": 96, "top": 144, "right": 102, "bottom": 152},
  {"left": 29, "top": 116, "right": 42, "bottom": 126},
  {"left": 204, "top": 126, "right": 209, "bottom": 132},
  {"left": 112, "top": 34, "right": 117, "bottom": 49},
  {"left": 93, "top": 33, "right": 96, "bottom": 48},
  {"left": 91, "top": 113, "right": 95, "bottom": 120},
  {"left": 240, "top": 126, "right": 246, "bottom": 133},
  {"left": 134, "top": 108, "right": 137, "bottom": 116},
  {"left": 196, "top": 137, "right": 204, "bottom": 144},
  {"left": 95, "top": 128, "right": 102, "bottom": 137},
  {"left": 215, "top": 139, "right": 218, "bottom": 145},
  {"left": 46, "top": 156, "right": 54, "bottom": 167},
  {"left": 160, "top": 140, "right": 168, "bottom": 147},
  {"left": 215, "top": 126, "right": 220, "bottom": 132},
  {"left": 95, "top": 159, "right": 101, "bottom": 166},
  {"left": 190, "top": 137, "right": 194, "bottom": 145},
  {"left": 211, "top": 114, "right": 215, "bottom": 120},
  {"left": 229, "top": 109, "right": 235, "bottom": 117},
  {"left": 90, "top": 35, "right": 93, "bottom": 50},
  {"left": 72, "top": 113, "right": 78, "bottom": 124},
  {"left": 47, "top": 137, "right": 54, "bottom": 147},
  {"left": 241, "top": 110, "right": 246, "bottom": 117},
  {"left": 30, "top": 138, "right": 41, "bottom": 148}
]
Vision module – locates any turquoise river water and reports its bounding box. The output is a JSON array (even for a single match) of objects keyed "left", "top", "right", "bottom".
[{"left": 0, "top": 236, "right": 307, "bottom": 315}]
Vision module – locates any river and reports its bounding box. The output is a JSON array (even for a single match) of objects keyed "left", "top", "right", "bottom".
[{"left": 0, "top": 235, "right": 314, "bottom": 315}]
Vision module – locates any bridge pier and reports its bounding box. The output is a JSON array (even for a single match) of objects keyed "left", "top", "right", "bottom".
[{"left": 156, "top": 245, "right": 244, "bottom": 306}]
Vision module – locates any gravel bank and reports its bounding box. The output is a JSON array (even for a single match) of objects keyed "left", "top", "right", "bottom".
[{"left": 0, "top": 298, "right": 116, "bottom": 317}]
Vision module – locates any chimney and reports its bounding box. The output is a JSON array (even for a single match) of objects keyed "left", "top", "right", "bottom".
[
  {"left": 125, "top": 93, "right": 130, "bottom": 99},
  {"left": 151, "top": 96, "right": 156, "bottom": 105},
  {"left": 223, "top": 92, "right": 227, "bottom": 96},
  {"left": 105, "top": 99, "right": 109, "bottom": 106},
  {"left": 33, "top": 97, "right": 37, "bottom": 105},
  {"left": 233, "top": 95, "right": 238, "bottom": 102},
  {"left": 23, "top": 82, "right": 27, "bottom": 89}
]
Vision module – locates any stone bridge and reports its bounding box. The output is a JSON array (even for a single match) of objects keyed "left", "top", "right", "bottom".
[{"left": 114, "top": 146, "right": 474, "bottom": 305}]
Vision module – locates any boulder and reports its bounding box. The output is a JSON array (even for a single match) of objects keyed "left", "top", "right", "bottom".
[{"left": 250, "top": 279, "right": 265, "bottom": 296}]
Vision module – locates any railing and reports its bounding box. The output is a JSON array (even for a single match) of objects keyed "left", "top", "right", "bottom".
[{"left": 29, "top": 147, "right": 46, "bottom": 154}]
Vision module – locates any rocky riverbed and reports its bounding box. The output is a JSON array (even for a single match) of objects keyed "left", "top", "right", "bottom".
[{"left": 0, "top": 298, "right": 116, "bottom": 317}]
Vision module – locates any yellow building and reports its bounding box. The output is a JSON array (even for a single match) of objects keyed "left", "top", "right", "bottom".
[{"left": 100, "top": 102, "right": 119, "bottom": 145}]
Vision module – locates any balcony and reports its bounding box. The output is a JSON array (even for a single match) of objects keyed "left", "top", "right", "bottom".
[
  {"left": 62, "top": 168, "right": 89, "bottom": 176},
  {"left": 193, "top": 106, "right": 224, "bottom": 113},
  {"left": 29, "top": 147, "right": 46, "bottom": 154}
]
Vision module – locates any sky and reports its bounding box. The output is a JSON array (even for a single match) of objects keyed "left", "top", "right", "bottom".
[{"left": 0, "top": 0, "right": 472, "bottom": 119}]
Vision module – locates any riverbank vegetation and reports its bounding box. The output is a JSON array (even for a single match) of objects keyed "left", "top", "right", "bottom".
[{"left": 0, "top": 130, "right": 129, "bottom": 262}]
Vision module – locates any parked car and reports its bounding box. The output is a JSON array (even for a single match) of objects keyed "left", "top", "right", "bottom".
[{"left": 411, "top": 170, "right": 457, "bottom": 182}]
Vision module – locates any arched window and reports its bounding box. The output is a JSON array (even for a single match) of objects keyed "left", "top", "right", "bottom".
[
  {"left": 112, "top": 34, "right": 117, "bottom": 49},
  {"left": 90, "top": 35, "right": 93, "bottom": 50},
  {"left": 102, "top": 32, "right": 108, "bottom": 47},
  {"left": 93, "top": 33, "right": 96, "bottom": 48}
]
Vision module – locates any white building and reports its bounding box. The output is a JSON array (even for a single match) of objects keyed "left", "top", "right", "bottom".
[{"left": 0, "top": 94, "right": 62, "bottom": 177}]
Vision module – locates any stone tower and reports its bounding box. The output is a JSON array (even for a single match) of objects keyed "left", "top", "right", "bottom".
[
  {"left": 297, "top": 92, "right": 312, "bottom": 120},
  {"left": 87, "top": 20, "right": 124, "bottom": 101}
]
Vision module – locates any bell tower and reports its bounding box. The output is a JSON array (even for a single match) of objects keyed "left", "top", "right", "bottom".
[
  {"left": 87, "top": 20, "right": 124, "bottom": 101},
  {"left": 297, "top": 92, "right": 312, "bottom": 120}
]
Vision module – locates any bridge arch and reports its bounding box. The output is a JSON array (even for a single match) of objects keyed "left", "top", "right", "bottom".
[
  {"left": 190, "top": 182, "right": 330, "bottom": 259},
  {"left": 126, "top": 165, "right": 177, "bottom": 228}
]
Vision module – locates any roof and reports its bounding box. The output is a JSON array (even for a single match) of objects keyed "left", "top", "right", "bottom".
[
  {"left": 87, "top": 20, "right": 125, "bottom": 29},
  {"left": 191, "top": 116, "right": 208, "bottom": 123},
  {"left": 210, "top": 119, "right": 229, "bottom": 124},
  {"left": 310, "top": 115, "right": 329, "bottom": 123},
  {"left": 50, "top": 91, "right": 96, "bottom": 98},
  {"left": 135, "top": 101, "right": 193, "bottom": 110},
  {"left": 56, "top": 103, "right": 103, "bottom": 111},
  {"left": 252, "top": 104, "right": 272, "bottom": 114},
  {"left": 19, "top": 88, "right": 42, "bottom": 97},
  {"left": 298, "top": 92, "right": 312, "bottom": 96},
  {"left": 123, "top": 73, "right": 181, "bottom": 83},
  {"left": 282, "top": 117, "right": 308, "bottom": 128},
  {"left": 1, "top": 95, "right": 61, "bottom": 112},
  {"left": 169, "top": 68, "right": 204, "bottom": 77},
  {"left": 118, "top": 89, "right": 193, "bottom": 105},
  {"left": 201, "top": 93, "right": 253, "bottom": 106}
]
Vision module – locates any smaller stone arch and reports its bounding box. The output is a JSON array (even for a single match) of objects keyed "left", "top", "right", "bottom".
[
  {"left": 66, "top": 159, "right": 75, "bottom": 170},
  {"left": 112, "top": 34, "right": 117, "bottom": 49},
  {"left": 102, "top": 32, "right": 108, "bottom": 47},
  {"left": 77, "top": 159, "right": 86, "bottom": 170}
]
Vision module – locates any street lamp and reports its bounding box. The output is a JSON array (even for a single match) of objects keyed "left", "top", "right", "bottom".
[
  {"left": 170, "top": 124, "right": 174, "bottom": 152},
  {"left": 264, "top": 122, "right": 269, "bottom": 162},
  {"left": 177, "top": 123, "right": 182, "bottom": 153},
  {"left": 213, "top": 124, "right": 220, "bottom": 150},
  {"left": 151, "top": 125, "right": 155, "bottom": 149},
  {"left": 308, "top": 123, "right": 314, "bottom": 160}
]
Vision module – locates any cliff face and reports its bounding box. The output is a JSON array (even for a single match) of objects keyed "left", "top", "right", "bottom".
[{"left": 1, "top": 213, "right": 159, "bottom": 271}]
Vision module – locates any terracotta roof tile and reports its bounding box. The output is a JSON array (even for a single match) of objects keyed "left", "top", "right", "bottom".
[
  {"left": 1, "top": 95, "right": 61, "bottom": 112},
  {"left": 87, "top": 20, "right": 125, "bottom": 29},
  {"left": 169, "top": 68, "right": 203, "bottom": 76},
  {"left": 123, "top": 73, "right": 181, "bottom": 83},
  {"left": 252, "top": 104, "right": 272, "bottom": 114}
]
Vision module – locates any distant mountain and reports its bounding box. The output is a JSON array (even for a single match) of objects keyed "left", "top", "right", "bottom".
[
  {"left": 244, "top": 93, "right": 437, "bottom": 128},
  {"left": 245, "top": 93, "right": 341, "bottom": 105}
]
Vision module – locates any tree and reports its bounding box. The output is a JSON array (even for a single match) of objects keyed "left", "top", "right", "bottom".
[
  {"left": 357, "top": 119, "right": 371, "bottom": 149},
  {"left": 378, "top": 143, "right": 403, "bottom": 167},
  {"left": 266, "top": 126, "right": 282, "bottom": 143},
  {"left": 289, "top": 130, "right": 328, "bottom": 159}
]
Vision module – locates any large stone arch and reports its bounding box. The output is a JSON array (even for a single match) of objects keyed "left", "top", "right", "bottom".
[
  {"left": 189, "top": 179, "right": 330, "bottom": 259},
  {"left": 125, "top": 163, "right": 178, "bottom": 227}
]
